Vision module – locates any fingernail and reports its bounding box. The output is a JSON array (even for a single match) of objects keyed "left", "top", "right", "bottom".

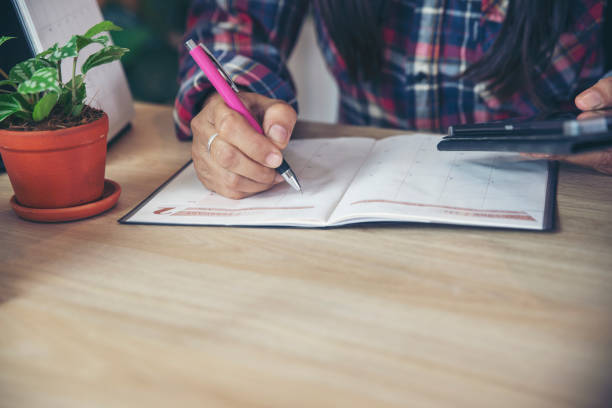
[
  {"left": 266, "top": 152, "right": 282, "bottom": 167},
  {"left": 524, "top": 153, "right": 551, "bottom": 159},
  {"left": 274, "top": 174, "right": 284, "bottom": 183},
  {"left": 577, "top": 90, "right": 603, "bottom": 109},
  {"left": 269, "top": 124, "right": 288, "bottom": 145}
]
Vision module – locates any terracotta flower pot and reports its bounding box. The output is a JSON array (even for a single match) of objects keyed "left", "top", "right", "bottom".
[{"left": 0, "top": 113, "right": 108, "bottom": 209}]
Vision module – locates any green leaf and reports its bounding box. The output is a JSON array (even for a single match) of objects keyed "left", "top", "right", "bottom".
[
  {"left": 56, "top": 35, "right": 78, "bottom": 60},
  {"left": 12, "top": 110, "right": 32, "bottom": 121},
  {"left": 58, "top": 75, "right": 86, "bottom": 114},
  {"left": 32, "top": 92, "right": 59, "bottom": 122},
  {"left": 73, "top": 77, "right": 86, "bottom": 104},
  {"left": 0, "top": 36, "right": 15, "bottom": 47},
  {"left": 13, "top": 93, "right": 33, "bottom": 112},
  {"left": 9, "top": 58, "right": 52, "bottom": 82},
  {"left": 75, "top": 34, "right": 109, "bottom": 52},
  {"left": 58, "top": 87, "right": 71, "bottom": 110},
  {"left": 70, "top": 103, "right": 84, "bottom": 117},
  {"left": 70, "top": 74, "right": 85, "bottom": 89},
  {"left": 84, "top": 21, "right": 122, "bottom": 38},
  {"left": 0, "top": 94, "right": 22, "bottom": 122},
  {"left": 37, "top": 43, "right": 58, "bottom": 60},
  {"left": 81, "top": 45, "right": 129, "bottom": 74},
  {"left": 0, "top": 79, "right": 18, "bottom": 88},
  {"left": 59, "top": 75, "right": 86, "bottom": 112},
  {"left": 17, "top": 67, "right": 61, "bottom": 94},
  {"left": 43, "top": 41, "right": 75, "bottom": 63}
]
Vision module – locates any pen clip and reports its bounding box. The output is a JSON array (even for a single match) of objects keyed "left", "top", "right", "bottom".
[{"left": 198, "top": 43, "right": 240, "bottom": 93}]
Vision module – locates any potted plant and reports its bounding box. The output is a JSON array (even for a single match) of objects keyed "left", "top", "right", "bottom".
[{"left": 0, "top": 21, "right": 128, "bottom": 220}]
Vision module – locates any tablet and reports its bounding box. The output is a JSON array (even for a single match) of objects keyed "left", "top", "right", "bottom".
[{"left": 437, "top": 109, "right": 612, "bottom": 155}]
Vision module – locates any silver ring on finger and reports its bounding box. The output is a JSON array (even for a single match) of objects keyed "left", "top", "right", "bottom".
[{"left": 207, "top": 132, "right": 219, "bottom": 154}]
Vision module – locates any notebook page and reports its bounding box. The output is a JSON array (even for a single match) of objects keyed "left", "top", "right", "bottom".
[
  {"left": 16, "top": 0, "right": 134, "bottom": 139},
  {"left": 329, "top": 134, "right": 551, "bottom": 229},
  {"left": 123, "top": 137, "right": 374, "bottom": 226}
]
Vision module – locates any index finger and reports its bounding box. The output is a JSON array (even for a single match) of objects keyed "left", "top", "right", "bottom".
[{"left": 208, "top": 103, "right": 284, "bottom": 169}]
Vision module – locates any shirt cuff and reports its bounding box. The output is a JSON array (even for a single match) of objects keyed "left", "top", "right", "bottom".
[{"left": 174, "top": 51, "right": 298, "bottom": 141}]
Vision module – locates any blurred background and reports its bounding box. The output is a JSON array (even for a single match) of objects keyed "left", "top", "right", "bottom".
[
  {"left": 97, "top": 0, "right": 338, "bottom": 123},
  {"left": 97, "top": 0, "right": 189, "bottom": 105}
]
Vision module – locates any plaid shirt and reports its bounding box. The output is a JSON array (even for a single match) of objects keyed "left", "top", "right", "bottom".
[{"left": 174, "top": 0, "right": 606, "bottom": 140}]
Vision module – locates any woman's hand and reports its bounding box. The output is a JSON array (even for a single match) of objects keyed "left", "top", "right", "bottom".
[
  {"left": 575, "top": 77, "right": 612, "bottom": 112},
  {"left": 541, "top": 77, "right": 612, "bottom": 175},
  {"left": 190, "top": 91, "right": 298, "bottom": 199}
]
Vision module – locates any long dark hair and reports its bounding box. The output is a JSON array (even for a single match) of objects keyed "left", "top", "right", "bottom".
[{"left": 315, "top": 0, "right": 571, "bottom": 108}]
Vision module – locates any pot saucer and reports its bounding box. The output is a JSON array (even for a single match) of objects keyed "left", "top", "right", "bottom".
[{"left": 10, "top": 179, "right": 121, "bottom": 222}]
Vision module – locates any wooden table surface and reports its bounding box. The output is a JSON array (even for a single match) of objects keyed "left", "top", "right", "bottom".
[{"left": 1, "top": 103, "right": 611, "bottom": 408}]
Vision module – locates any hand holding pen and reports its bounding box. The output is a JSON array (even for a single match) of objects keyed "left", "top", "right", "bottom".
[{"left": 186, "top": 40, "right": 301, "bottom": 199}]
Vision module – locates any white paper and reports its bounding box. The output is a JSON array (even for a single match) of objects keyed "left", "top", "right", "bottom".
[
  {"left": 122, "top": 134, "right": 554, "bottom": 230},
  {"left": 125, "top": 138, "right": 374, "bottom": 226},
  {"left": 329, "top": 135, "right": 550, "bottom": 229}
]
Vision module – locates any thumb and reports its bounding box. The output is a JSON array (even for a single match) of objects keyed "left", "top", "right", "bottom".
[
  {"left": 242, "top": 93, "right": 297, "bottom": 149},
  {"left": 575, "top": 77, "right": 612, "bottom": 111}
]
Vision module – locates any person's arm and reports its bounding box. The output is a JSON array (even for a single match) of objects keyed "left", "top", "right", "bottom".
[
  {"left": 565, "top": 0, "right": 612, "bottom": 175},
  {"left": 174, "top": 0, "right": 309, "bottom": 198},
  {"left": 576, "top": 0, "right": 612, "bottom": 113},
  {"left": 530, "top": 1, "right": 612, "bottom": 175},
  {"left": 547, "top": 74, "right": 612, "bottom": 176},
  {"left": 525, "top": 75, "right": 612, "bottom": 176},
  {"left": 174, "top": 0, "right": 308, "bottom": 141}
]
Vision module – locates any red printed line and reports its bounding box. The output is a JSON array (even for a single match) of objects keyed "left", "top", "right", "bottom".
[
  {"left": 351, "top": 199, "right": 527, "bottom": 215},
  {"left": 154, "top": 207, "right": 175, "bottom": 215},
  {"left": 184, "top": 206, "right": 314, "bottom": 212},
  {"left": 170, "top": 205, "right": 315, "bottom": 217},
  {"left": 172, "top": 211, "right": 240, "bottom": 217},
  {"left": 443, "top": 210, "right": 535, "bottom": 221}
]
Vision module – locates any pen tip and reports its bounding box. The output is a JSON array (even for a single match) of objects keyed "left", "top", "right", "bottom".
[{"left": 279, "top": 168, "right": 302, "bottom": 192}]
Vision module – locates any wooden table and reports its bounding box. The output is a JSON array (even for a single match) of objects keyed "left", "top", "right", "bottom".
[{"left": 1, "top": 103, "right": 611, "bottom": 408}]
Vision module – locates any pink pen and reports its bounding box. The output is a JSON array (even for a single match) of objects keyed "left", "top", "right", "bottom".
[{"left": 185, "top": 39, "right": 301, "bottom": 192}]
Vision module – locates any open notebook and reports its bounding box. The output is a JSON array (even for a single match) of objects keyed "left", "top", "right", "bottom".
[{"left": 120, "top": 134, "right": 557, "bottom": 230}]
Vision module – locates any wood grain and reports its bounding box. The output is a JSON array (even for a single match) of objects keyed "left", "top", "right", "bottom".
[{"left": 1, "top": 103, "right": 611, "bottom": 408}]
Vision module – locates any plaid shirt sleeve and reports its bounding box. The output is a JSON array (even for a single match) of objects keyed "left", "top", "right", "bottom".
[{"left": 173, "top": 0, "right": 309, "bottom": 140}]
